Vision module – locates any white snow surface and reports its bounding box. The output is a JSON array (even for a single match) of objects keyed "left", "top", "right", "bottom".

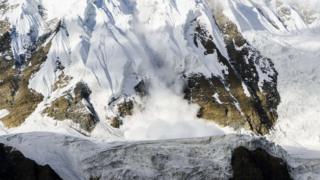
[{"left": 0, "top": 109, "right": 9, "bottom": 119}]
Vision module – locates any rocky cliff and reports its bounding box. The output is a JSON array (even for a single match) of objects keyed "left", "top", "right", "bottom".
[{"left": 0, "top": 143, "right": 61, "bottom": 180}]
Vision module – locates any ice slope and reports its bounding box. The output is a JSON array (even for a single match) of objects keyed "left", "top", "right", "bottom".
[{"left": 0, "top": 132, "right": 319, "bottom": 180}]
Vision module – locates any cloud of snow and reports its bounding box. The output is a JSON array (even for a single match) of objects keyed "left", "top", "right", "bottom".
[
  {"left": 121, "top": 79, "right": 227, "bottom": 141},
  {"left": 114, "top": 0, "right": 232, "bottom": 141}
]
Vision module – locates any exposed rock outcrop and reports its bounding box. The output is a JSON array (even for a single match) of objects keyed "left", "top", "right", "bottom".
[
  {"left": 0, "top": 28, "right": 49, "bottom": 127},
  {"left": 44, "top": 82, "right": 99, "bottom": 132},
  {"left": 109, "top": 80, "right": 148, "bottom": 128},
  {"left": 231, "top": 146, "right": 292, "bottom": 180},
  {"left": 216, "top": 10, "right": 280, "bottom": 127},
  {"left": 110, "top": 99, "right": 134, "bottom": 128},
  {"left": 184, "top": 13, "right": 280, "bottom": 135},
  {"left": 0, "top": 143, "right": 62, "bottom": 180}
]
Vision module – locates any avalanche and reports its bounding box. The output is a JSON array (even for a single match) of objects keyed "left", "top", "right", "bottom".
[
  {"left": 1, "top": 0, "right": 235, "bottom": 140},
  {"left": 0, "top": 0, "right": 320, "bottom": 179}
]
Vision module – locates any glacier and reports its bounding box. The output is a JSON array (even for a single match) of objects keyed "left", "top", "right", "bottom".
[{"left": 0, "top": 132, "right": 319, "bottom": 180}]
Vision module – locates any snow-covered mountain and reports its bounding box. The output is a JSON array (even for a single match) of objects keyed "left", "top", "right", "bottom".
[
  {"left": 0, "top": 0, "right": 282, "bottom": 137},
  {"left": 0, "top": 0, "right": 320, "bottom": 179}
]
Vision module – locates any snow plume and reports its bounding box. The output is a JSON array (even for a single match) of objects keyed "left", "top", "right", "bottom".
[{"left": 121, "top": 77, "right": 227, "bottom": 141}]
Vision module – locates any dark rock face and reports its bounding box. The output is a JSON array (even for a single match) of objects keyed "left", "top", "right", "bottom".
[
  {"left": 231, "top": 146, "right": 292, "bottom": 180},
  {"left": 218, "top": 13, "right": 280, "bottom": 133},
  {"left": 134, "top": 80, "right": 149, "bottom": 97},
  {"left": 0, "top": 143, "right": 61, "bottom": 180},
  {"left": 44, "top": 82, "right": 99, "bottom": 132},
  {"left": 193, "top": 24, "right": 217, "bottom": 55},
  {"left": 184, "top": 13, "right": 280, "bottom": 135}
]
